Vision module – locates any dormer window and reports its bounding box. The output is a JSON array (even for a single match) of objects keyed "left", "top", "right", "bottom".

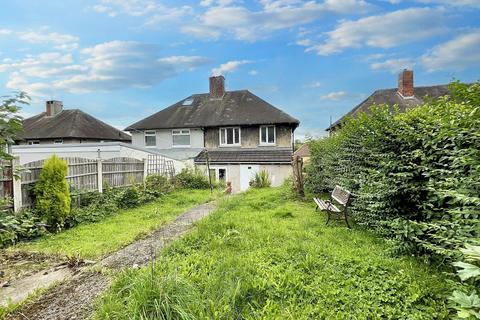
[
  {"left": 260, "top": 125, "right": 275, "bottom": 145},
  {"left": 219, "top": 127, "right": 240, "bottom": 146}
]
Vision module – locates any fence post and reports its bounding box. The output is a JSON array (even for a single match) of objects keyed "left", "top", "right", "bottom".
[
  {"left": 143, "top": 158, "right": 148, "bottom": 182},
  {"left": 97, "top": 159, "right": 103, "bottom": 193},
  {"left": 12, "top": 157, "right": 22, "bottom": 212}
]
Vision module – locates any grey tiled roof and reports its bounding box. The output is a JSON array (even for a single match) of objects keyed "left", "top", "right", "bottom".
[
  {"left": 125, "top": 90, "right": 299, "bottom": 130},
  {"left": 194, "top": 148, "right": 293, "bottom": 164},
  {"left": 328, "top": 85, "right": 450, "bottom": 130},
  {"left": 20, "top": 109, "right": 131, "bottom": 141}
]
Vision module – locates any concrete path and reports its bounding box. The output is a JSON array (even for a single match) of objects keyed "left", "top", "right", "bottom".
[{"left": 5, "top": 202, "right": 216, "bottom": 320}]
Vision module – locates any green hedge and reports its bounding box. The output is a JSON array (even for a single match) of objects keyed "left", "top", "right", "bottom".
[{"left": 306, "top": 81, "right": 480, "bottom": 260}]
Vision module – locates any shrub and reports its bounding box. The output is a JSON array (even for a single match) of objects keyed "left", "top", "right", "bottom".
[
  {"left": 305, "top": 81, "right": 480, "bottom": 260},
  {"left": 249, "top": 170, "right": 271, "bottom": 188},
  {"left": 144, "top": 174, "right": 172, "bottom": 200},
  {"left": 34, "top": 155, "right": 71, "bottom": 231},
  {"left": 450, "top": 245, "right": 480, "bottom": 319},
  {"left": 0, "top": 208, "right": 47, "bottom": 247},
  {"left": 113, "top": 185, "right": 142, "bottom": 209},
  {"left": 174, "top": 167, "right": 210, "bottom": 189}
]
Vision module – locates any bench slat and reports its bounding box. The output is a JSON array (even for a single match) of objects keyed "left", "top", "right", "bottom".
[{"left": 313, "top": 198, "right": 341, "bottom": 212}]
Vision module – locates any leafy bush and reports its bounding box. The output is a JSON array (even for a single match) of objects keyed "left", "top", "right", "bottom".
[
  {"left": 143, "top": 174, "right": 172, "bottom": 200},
  {"left": 34, "top": 155, "right": 71, "bottom": 231},
  {"left": 174, "top": 167, "right": 210, "bottom": 189},
  {"left": 305, "top": 81, "right": 480, "bottom": 260},
  {"left": 114, "top": 185, "right": 142, "bottom": 209},
  {"left": 450, "top": 245, "right": 480, "bottom": 319},
  {"left": 0, "top": 209, "right": 47, "bottom": 247},
  {"left": 249, "top": 170, "right": 271, "bottom": 188}
]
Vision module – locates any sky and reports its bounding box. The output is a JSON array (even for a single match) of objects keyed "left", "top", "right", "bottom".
[{"left": 0, "top": 0, "right": 479, "bottom": 138}]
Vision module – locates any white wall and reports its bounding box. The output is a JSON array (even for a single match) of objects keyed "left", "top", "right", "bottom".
[
  {"left": 11, "top": 142, "right": 185, "bottom": 173},
  {"left": 130, "top": 128, "right": 204, "bottom": 149},
  {"left": 196, "top": 163, "right": 291, "bottom": 193}
]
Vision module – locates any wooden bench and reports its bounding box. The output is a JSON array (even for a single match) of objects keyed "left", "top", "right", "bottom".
[{"left": 314, "top": 185, "right": 352, "bottom": 228}]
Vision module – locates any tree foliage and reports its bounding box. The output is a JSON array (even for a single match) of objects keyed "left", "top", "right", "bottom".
[
  {"left": 305, "top": 81, "right": 480, "bottom": 260},
  {"left": 0, "top": 92, "right": 29, "bottom": 161},
  {"left": 34, "top": 155, "right": 71, "bottom": 230}
]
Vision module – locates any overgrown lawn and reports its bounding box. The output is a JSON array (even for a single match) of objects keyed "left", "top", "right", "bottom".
[
  {"left": 94, "top": 187, "right": 451, "bottom": 319},
  {"left": 11, "top": 189, "right": 217, "bottom": 259}
]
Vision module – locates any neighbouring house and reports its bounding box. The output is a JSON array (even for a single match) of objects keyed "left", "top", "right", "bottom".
[
  {"left": 17, "top": 100, "right": 131, "bottom": 145},
  {"left": 126, "top": 76, "right": 300, "bottom": 192},
  {"left": 294, "top": 144, "right": 310, "bottom": 164},
  {"left": 327, "top": 69, "right": 450, "bottom": 132}
]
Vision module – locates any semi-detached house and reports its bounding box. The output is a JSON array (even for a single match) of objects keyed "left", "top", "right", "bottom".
[{"left": 125, "top": 76, "right": 300, "bottom": 192}]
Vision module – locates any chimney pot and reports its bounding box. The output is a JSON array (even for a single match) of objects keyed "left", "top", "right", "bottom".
[
  {"left": 46, "top": 100, "right": 63, "bottom": 116},
  {"left": 209, "top": 75, "right": 225, "bottom": 99},
  {"left": 398, "top": 69, "right": 414, "bottom": 98}
]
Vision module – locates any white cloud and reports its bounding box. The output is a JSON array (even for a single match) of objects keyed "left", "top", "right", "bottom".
[
  {"left": 3, "top": 41, "right": 208, "bottom": 96},
  {"left": 320, "top": 91, "right": 347, "bottom": 100},
  {"left": 370, "top": 58, "right": 415, "bottom": 73},
  {"left": 183, "top": 0, "right": 372, "bottom": 41},
  {"left": 304, "top": 81, "right": 322, "bottom": 88},
  {"left": 249, "top": 69, "right": 258, "bottom": 76},
  {"left": 92, "top": 0, "right": 192, "bottom": 24},
  {"left": 211, "top": 60, "right": 251, "bottom": 76},
  {"left": 421, "top": 29, "right": 480, "bottom": 72},
  {"left": 0, "top": 28, "right": 12, "bottom": 36},
  {"left": 304, "top": 7, "right": 448, "bottom": 55},
  {"left": 18, "top": 30, "right": 79, "bottom": 51}
]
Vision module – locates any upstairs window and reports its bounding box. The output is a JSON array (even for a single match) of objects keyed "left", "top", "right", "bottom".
[
  {"left": 172, "top": 129, "right": 190, "bottom": 147},
  {"left": 260, "top": 125, "right": 275, "bottom": 145},
  {"left": 220, "top": 127, "right": 240, "bottom": 146},
  {"left": 53, "top": 139, "right": 63, "bottom": 144},
  {"left": 27, "top": 140, "right": 40, "bottom": 145},
  {"left": 144, "top": 131, "right": 156, "bottom": 147}
]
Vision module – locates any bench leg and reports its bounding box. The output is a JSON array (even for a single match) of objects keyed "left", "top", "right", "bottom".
[
  {"left": 344, "top": 212, "right": 351, "bottom": 229},
  {"left": 326, "top": 211, "right": 331, "bottom": 225}
]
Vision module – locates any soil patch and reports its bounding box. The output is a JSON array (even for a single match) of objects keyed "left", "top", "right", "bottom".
[{"left": 0, "top": 251, "right": 62, "bottom": 285}]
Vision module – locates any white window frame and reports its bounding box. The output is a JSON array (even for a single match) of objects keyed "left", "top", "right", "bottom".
[
  {"left": 172, "top": 129, "right": 191, "bottom": 148},
  {"left": 219, "top": 127, "right": 241, "bottom": 147},
  {"left": 209, "top": 167, "right": 228, "bottom": 182},
  {"left": 27, "top": 140, "right": 40, "bottom": 145},
  {"left": 53, "top": 139, "right": 63, "bottom": 144},
  {"left": 259, "top": 125, "right": 276, "bottom": 146},
  {"left": 144, "top": 130, "right": 157, "bottom": 147}
]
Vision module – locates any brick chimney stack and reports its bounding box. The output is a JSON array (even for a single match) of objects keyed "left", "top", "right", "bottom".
[
  {"left": 46, "top": 100, "right": 63, "bottom": 117},
  {"left": 209, "top": 75, "right": 225, "bottom": 99},
  {"left": 398, "top": 69, "right": 414, "bottom": 98}
]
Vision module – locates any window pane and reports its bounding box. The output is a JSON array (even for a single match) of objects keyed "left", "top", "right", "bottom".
[
  {"left": 209, "top": 169, "right": 216, "bottom": 182},
  {"left": 234, "top": 128, "right": 239, "bottom": 144},
  {"left": 261, "top": 127, "right": 267, "bottom": 143},
  {"left": 173, "top": 134, "right": 190, "bottom": 146},
  {"left": 218, "top": 169, "right": 226, "bottom": 181},
  {"left": 227, "top": 128, "right": 233, "bottom": 144},
  {"left": 268, "top": 126, "right": 275, "bottom": 143},
  {"left": 145, "top": 135, "right": 156, "bottom": 146},
  {"left": 221, "top": 129, "right": 225, "bottom": 144}
]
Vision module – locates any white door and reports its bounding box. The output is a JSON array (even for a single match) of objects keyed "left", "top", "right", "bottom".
[{"left": 240, "top": 165, "right": 259, "bottom": 191}]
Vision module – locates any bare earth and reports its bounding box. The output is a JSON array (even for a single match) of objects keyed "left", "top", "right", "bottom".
[{"left": 6, "top": 202, "right": 216, "bottom": 320}]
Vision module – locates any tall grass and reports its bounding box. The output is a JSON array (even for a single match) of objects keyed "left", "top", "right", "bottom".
[{"left": 94, "top": 186, "right": 451, "bottom": 319}]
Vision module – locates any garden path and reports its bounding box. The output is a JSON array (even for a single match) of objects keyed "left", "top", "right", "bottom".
[{"left": 4, "top": 202, "right": 216, "bottom": 320}]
